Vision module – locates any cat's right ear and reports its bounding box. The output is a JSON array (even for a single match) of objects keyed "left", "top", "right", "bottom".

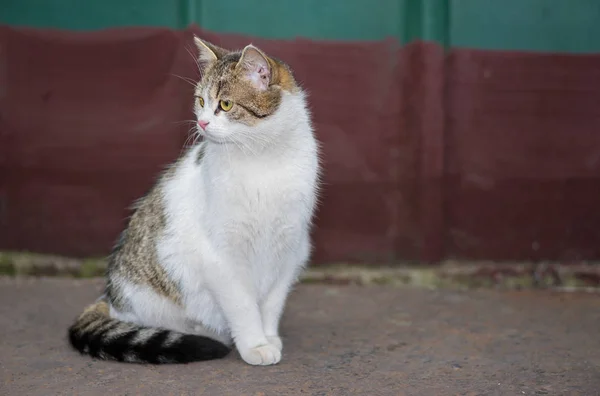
[{"left": 193, "top": 36, "right": 227, "bottom": 65}]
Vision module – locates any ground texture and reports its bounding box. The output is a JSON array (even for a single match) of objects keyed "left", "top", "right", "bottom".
[{"left": 1, "top": 277, "right": 599, "bottom": 395}]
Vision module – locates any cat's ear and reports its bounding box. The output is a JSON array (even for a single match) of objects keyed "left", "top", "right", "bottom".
[
  {"left": 236, "top": 45, "right": 271, "bottom": 91},
  {"left": 193, "top": 36, "right": 227, "bottom": 65}
]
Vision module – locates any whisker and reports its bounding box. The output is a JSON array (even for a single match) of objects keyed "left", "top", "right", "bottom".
[
  {"left": 170, "top": 73, "right": 197, "bottom": 88},
  {"left": 238, "top": 132, "right": 271, "bottom": 153},
  {"left": 234, "top": 137, "right": 258, "bottom": 158},
  {"left": 230, "top": 137, "right": 246, "bottom": 155},
  {"left": 181, "top": 130, "right": 195, "bottom": 149},
  {"left": 180, "top": 127, "right": 202, "bottom": 157},
  {"left": 184, "top": 45, "right": 203, "bottom": 77},
  {"left": 191, "top": 133, "right": 201, "bottom": 147},
  {"left": 172, "top": 120, "right": 198, "bottom": 125},
  {"left": 240, "top": 130, "right": 271, "bottom": 144}
]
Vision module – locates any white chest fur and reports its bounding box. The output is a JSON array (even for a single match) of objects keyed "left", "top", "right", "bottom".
[
  {"left": 157, "top": 117, "right": 318, "bottom": 335},
  {"left": 203, "top": 143, "right": 316, "bottom": 264}
]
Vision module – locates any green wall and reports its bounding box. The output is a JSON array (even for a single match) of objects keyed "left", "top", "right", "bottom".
[
  {"left": 2, "top": 0, "right": 600, "bottom": 53},
  {"left": 449, "top": 0, "right": 600, "bottom": 53},
  {"left": 1, "top": 0, "right": 189, "bottom": 31}
]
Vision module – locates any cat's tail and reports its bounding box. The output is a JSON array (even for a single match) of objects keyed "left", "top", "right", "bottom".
[{"left": 67, "top": 300, "right": 231, "bottom": 364}]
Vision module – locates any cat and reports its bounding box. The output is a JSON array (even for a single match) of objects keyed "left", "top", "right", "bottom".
[{"left": 67, "top": 36, "right": 320, "bottom": 366}]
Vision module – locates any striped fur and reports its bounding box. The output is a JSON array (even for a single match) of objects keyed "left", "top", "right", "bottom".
[{"left": 68, "top": 301, "right": 230, "bottom": 364}]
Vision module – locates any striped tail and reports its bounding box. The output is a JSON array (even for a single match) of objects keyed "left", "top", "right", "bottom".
[{"left": 68, "top": 301, "right": 230, "bottom": 364}]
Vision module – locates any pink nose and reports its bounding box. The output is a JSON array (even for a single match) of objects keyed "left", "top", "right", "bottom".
[{"left": 198, "top": 120, "right": 209, "bottom": 131}]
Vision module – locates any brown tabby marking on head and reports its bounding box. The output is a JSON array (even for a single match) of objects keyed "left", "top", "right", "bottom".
[{"left": 193, "top": 37, "right": 299, "bottom": 126}]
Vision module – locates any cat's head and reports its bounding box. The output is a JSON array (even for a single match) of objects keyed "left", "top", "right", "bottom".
[{"left": 192, "top": 36, "right": 303, "bottom": 145}]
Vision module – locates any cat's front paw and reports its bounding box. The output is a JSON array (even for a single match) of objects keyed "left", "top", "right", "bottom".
[
  {"left": 239, "top": 344, "right": 281, "bottom": 366},
  {"left": 266, "top": 335, "right": 283, "bottom": 351}
]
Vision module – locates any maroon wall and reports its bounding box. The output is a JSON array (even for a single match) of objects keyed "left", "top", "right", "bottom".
[
  {"left": 446, "top": 50, "right": 600, "bottom": 261},
  {"left": 1, "top": 26, "right": 599, "bottom": 264}
]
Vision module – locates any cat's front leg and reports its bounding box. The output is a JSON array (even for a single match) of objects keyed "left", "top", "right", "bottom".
[
  {"left": 204, "top": 256, "right": 281, "bottom": 366},
  {"left": 260, "top": 270, "right": 298, "bottom": 352},
  {"left": 261, "top": 244, "right": 309, "bottom": 353}
]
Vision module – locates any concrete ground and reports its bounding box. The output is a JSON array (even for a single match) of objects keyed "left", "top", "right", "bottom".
[{"left": 1, "top": 277, "right": 599, "bottom": 396}]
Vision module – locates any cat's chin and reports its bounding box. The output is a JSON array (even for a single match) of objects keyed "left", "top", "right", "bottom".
[{"left": 203, "top": 135, "right": 231, "bottom": 145}]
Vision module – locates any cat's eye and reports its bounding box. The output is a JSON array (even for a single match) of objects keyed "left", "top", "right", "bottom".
[
  {"left": 219, "top": 100, "right": 233, "bottom": 112},
  {"left": 197, "top": 97, "right": 204, "bottom": 107}
]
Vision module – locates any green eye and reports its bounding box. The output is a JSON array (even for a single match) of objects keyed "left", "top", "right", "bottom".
[
  {"left": 219, "top": 100, "right": 233, "bottom": 111},
  {"left": 197, "top": 97, "right": 204, "bottom": 107}
]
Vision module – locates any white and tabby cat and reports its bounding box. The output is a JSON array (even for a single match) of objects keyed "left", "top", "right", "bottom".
[{"left": 68, "top": 36, "right": 320, "bottom": 366}]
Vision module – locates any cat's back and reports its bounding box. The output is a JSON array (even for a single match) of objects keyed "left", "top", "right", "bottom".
[{"left": 105, "top": 175, "right": 183, "bottom": 307}]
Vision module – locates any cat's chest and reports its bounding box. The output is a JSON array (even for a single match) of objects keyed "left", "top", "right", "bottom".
[
  {"left": 213, "top": 161, "right": 308, "bottom": 211},
  {"left": 217, "top": 178, "right": 306, "bottom": 231},
  {"left": 206, "top": 167, "right": 309, "bottom": 250}
]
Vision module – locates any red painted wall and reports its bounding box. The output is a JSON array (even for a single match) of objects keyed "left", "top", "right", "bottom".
[
  {"left": 446, "top": 50, "right": 600, "bottom": 261},
  {"left": 1, "top": 26, "right": 599, "bottom": 263}
]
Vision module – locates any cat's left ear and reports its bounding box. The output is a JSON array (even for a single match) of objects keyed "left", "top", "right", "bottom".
[
  {"left": 236, "top": 45, "right": 271, "bottom": 91},
  {"left": 194, "top": 36, "right": 228, "bottom": 65}
]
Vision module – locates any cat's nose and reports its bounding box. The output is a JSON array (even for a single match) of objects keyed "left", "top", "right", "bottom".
[{"left": 198, "top": 120, "right": 209, "bottom": 131}]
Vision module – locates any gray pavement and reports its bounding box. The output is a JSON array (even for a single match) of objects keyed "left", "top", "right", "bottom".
[{"left": 1, "top": 277, "right": 599, "bottom": 395}]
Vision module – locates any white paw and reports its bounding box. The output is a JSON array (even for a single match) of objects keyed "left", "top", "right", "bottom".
[
  {"left": 266, "top": 335, "right": 283, "bottom": 351},
  {"left": 240, "top": 344, "right": 282, "bottom": 366}
]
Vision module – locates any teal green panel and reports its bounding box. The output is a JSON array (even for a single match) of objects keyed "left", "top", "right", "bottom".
[
  {"left": 0, "top": 0, "right": 188, "bottom": 30},
  {"left": 3, "top": 0, "right": 600, "bottom": 52},
  {"left": 405, "top": 0, "right": 448, "bottom": 46},
  {"left": 450, "top": 0, "right": 600, "bottom": 53},
  {"left": 198, "top": 0, "right": 405, "bottom": 41},
  {"left": 0, "top": 0, "right": 416, "bottom": 42},
  {"left": 0, "top": 0, "right": 447, "bottom": 44}
]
